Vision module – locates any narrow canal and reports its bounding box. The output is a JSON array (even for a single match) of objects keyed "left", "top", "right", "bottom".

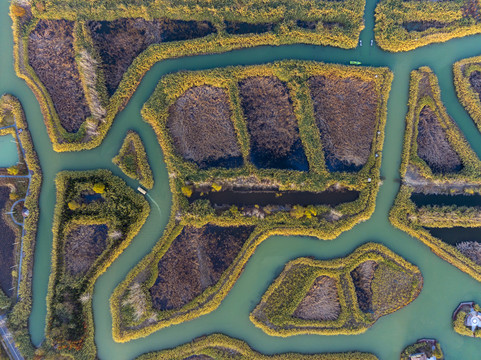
[{"left": 1, "top": 0, "right": 481, "bottom": 358}]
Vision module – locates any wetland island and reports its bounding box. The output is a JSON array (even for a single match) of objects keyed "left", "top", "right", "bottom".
[{"left": 2, "top": 0, "right": 481, "bottom": 359}]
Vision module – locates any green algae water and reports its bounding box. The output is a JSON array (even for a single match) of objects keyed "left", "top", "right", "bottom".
[
  {"left": 0, "top": 134, "right": 19, "bottom": 167},
  {"left": 2, "top": 0, "right": 481, "bottom": 358}
]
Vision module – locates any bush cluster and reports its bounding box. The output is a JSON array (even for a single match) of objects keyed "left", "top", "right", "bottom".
[
  {"left": 249, "top": 243, "right": 422, "bottom": 336},
  {"left": 136, "top": 333, "right": 379, "bottom": 360},
  {"left": 110, "top": 61, "right": 393, "bottom": 342},
  {"left": 375, "top": 0, "right": 481, "bottom": 52},
  {"left": 390, "top": 67, "right": 481, "bottom": 282},
  {"left": 12, "top": 0, "right": 366, "bottom": 151},
  {"left": 113, "top": 130, "right": 154, "bottom": 189},
  {"left": 44, "top": 170, "right": 149, "bottom": 358}
]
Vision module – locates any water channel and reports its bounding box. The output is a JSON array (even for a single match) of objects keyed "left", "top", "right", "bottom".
[{"left": 2, "top": 0, "right": 481, "bottom": 358}]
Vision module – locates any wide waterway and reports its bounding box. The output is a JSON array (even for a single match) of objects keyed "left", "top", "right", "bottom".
[{"left": 2, "top": 0, "right": 481, "bottom": 359}]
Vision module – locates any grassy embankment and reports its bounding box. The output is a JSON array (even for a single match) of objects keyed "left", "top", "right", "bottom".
[
  {"left": 453, "top": 55, "right": 481, "bottom": 132},
  {"left": 0, "top": 94, "right": 42, "bottom": 359},
  {"left": 400, "top": 340, "right": 443, "bottom": 360},
  {"left": 136, "top": 333, "right": 379, "bottom": 360},
  {"left": 110, "top": 60, "right": 393, "bottom": 342},
  {"left": 113, "top": 130, "right": 154, "bottom": 189},
  {"left": 452, "top": 302, "right": 481, "bottom": 338},
  {"left": 11, "top": 0, "right": 365, "bottom": 151},
  {"left": 41, "top": 170, "right": 149, "bottom": 359},
  {"left": 250, "top": 243, "right": 422, "bottom": 336},
  {"left": 389, "top": 66, "right": 481, "bottom": 281},
  {"left": 375, "top": 0, "right": 481, "bottom": 52}
]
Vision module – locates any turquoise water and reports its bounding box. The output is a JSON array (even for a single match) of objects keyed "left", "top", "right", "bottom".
[
  {"left": 0, "top": 134, "right": 19, "bottom": 168},
  {"left": 1, "top": 0, "right": 481, "bottom": 358}
]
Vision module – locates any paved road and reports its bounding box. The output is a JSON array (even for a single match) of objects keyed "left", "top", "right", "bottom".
[{"left": 0, "top": 316, "right": 23, "bottom": 360}]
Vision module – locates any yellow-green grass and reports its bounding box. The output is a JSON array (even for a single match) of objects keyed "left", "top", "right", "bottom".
[
  {"left": 390, "top": 67, "right": 481, "bottom": 282},
  {"left": 250, "top": 243, "right": 422, "bottom": 337},
  {"left": 113, "top": 130, "right": 154, "bottom": 189},
  {"left": 0, "top": 94, "right": 42, "bottom": 359},
  {"left": 45, "top": 170, "right": 149, "bottom": 359},
  {"left": 454, "top": 55, "right": 481, "bottom": 132},
  {"left": 12, "top": 0, "right": 366, "bottom": 151},
  {"left": 109, "top": 61, "right": 392, "bottom": 342},
  {"left": 375, "top": 0, "right": 481, "bottom": 52},
  {"left": 136, "top": 333, "right": 379, "bottom": 360},
  {"left": 400, "top": 340, "right": 444, "bottom": 360}
]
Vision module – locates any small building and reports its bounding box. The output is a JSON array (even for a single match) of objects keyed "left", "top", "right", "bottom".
[
  {"left": 465, "top": 310, "right": 481, "bottom": 332},
  {"left": 410, "top": 354, "right": 427, "bottom": 360},
  {"left": 22, "top": 208, "right": 29, "bottom": 218},
  {"left": 410, "top": 354, "right": 436, "bottom": 360}
]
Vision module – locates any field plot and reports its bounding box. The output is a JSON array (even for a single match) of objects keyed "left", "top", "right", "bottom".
[
  {"left": 12, "top": 0, "right": 366, "bottom": 151},
  {"left": 136, "top": 333, "right": 379, "bottom": 360},
  {"left": 111, "top": 60, "right": 392, "bottom": 342},
  {"left": 239, "top": 76, "right": 308, "bottom": 170},
  {"left": 28, "top": 20, "right": 91, "bottom": 133},
  {"left": 250, "top": 243, "right": 422, "bottom": 336},
  {"left": 113, "top": 131, "right": 154, "bottom": 189},
  {"left": 309, "top": 75, "right": 379, "bottom": 172},
  {"left": 167, "top": 86, "right": 243, "bottom": 169},
  {"left": 390, "top": 67, "right": 481, "bottom": 282},
  {"left": 45, "top": 170, "right": 149, "bottom": 358},
  {"left": 375, "top": 0, "right": 481, "bottom": 52}
]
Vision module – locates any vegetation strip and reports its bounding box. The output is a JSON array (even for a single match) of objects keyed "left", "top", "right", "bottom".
[
  {"left": 453, "top": 55, "right": 481, "bottom": 132},
  {"left": 136, "top": 333, "right": 379, "bottom": 360},
  {"left": 375, "top": 0, "right": 481, "bottom": 52},
  {"left": 43, "top": 170, "right": 149, "bottom": 358},
  {"left": 113, "top": 130, "right": 154, "bottom": 189},
  {"left": 390, "top": 66, "right": 481, "bottom": 282},
  {"left": 110, "top": 60, "right": 392, "bottom": 342},
  {"left": 0, "top": 95, "right": 42, "bottom": 359},
  {"left": 12, "top": 0, "right": 366, "bottom": 151},
  {"left": 250, "top": 243, "right": 422, "bottom": 336}
]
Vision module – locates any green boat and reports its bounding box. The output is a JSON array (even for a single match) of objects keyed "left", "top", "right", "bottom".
[{"left": 350, "top": 60, "right": 362, "bottom": 65}]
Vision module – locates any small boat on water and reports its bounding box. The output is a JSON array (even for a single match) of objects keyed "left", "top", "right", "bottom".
[
  {"left": 359, "top": 40, "right": 362, "bottom": 46},
  {"left": 350, "top": 60, "right": 361, "bottom": 65},
  {"left": 371, "top": 39, "right": 373, "bottom": 46}
]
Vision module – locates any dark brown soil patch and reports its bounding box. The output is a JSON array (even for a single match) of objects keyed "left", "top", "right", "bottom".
[
  {"left": 63, "top": 224, "right": 109, "bottom": 276},
  {"left": 239, "top": 76, "right": 308, "bottom": 171},
  {"left": 0, "top": 187, "right": 15, "bottom": 296},
  {"left": 28, "top": 20, "right": 91, "bottom": 133},
  {"left": 309, "top": 75, "right": 378, "bottom": 172},
  {"left": 88, "top": 19, "right": 216, "bottom": 96},
  {"left": 416, "top": 106, "right": 462, "bottom": 173},
  {"left": 224, "top": 21, "right": 274, "bottom": 34},
  {"left": 167, "top": 85, "right": 243, "bottom": 169},
  {"left": 297, "top": 20, "right": 318, "bottom": 30},
  {"left": 149, "top": 225, "right": 254, "bottom": 311},
  {"left": 350, "top": 260, "right": 378, "bottom": 313},
  {"left": 293, "top": 276, "right": 341, "bottom": 321},
  {"left": 469, "top": 71, "right": 481, "bottom": 102},
  {"left": 402, "top": 21, "right": 449, "bottom": 32}
]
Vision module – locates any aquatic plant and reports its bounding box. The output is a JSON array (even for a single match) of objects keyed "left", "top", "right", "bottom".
[{"left": 136, "top": 333, "right": 379, "bottom": 360}]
